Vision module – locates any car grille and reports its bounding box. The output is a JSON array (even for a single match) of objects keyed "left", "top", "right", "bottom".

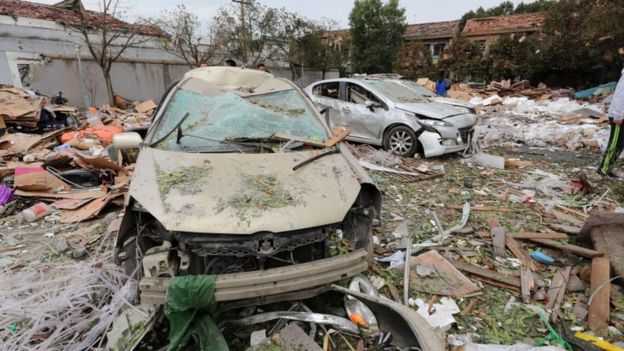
[{"left": 459, "top": 127, "right": 473, "bottom": 143}]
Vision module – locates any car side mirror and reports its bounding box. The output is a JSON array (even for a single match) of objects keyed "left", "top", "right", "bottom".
[{"left": 113, "top": 132, "right": 143, "bottom": 150}]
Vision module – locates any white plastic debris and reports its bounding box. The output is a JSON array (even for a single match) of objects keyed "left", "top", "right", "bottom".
[
  {"left": 375, "top": 250, "right": 405, "bottom": 267},
  {"left": 414, "top": 297, "right": 460, "bottom": 330}
]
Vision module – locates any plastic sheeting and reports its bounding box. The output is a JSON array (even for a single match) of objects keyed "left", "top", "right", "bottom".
[
  {"left": 152, "top": 89, "right": 327, "bottom": 151},
  {"left": 163, "top": 275, "right": 228, "bottom": 351}
]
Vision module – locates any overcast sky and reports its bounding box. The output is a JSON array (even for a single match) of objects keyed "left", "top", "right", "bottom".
[{"left": 34, "top": 0, "right": 539, "bottom": 27}]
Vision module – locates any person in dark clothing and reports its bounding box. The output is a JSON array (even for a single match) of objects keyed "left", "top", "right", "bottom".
[
  {"left": 598, "top": 68, "right": 624, "bottom": 178},
  {"left": 435, "top": 71, "right": 450, "bottom": 96}
]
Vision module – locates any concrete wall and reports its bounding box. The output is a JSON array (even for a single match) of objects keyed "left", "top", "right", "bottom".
[{"left": 27, "top": 58, "right": 191, "bottom": 107}]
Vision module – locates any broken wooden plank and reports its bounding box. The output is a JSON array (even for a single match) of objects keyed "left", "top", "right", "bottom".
[
  {"left": 323, "top": 126, "right": 351, "bottom": 147},
  {"left": 529, "top": 239, "right": 604, "bottom": 258},
  {"left": 520, "top": 267, "right": 535, "bottom": 304},
  {"left": 460, "top": 298, "right": 479, "bottom": 317},
  {"left": 550, "top": 209, "right": 585, "bottom": 227},
  {"left": 479, "top": 232, "right": 569, "bottom": 240},
  {"left": 547, "top": 223, "right": 581, "bottom": 235},
  {"left": 546, "top": 266, "right": 571, "bottom": 322},
  {"left": 491, "top": 227, "right": 506, "bottom": 257},
  {"left": 448, "top": 258, "right": 520, "bottom": 288},
  {"left": 555, "top": 204, "right": 589, "bottom": 219},
  {"left": 506, "top": 237, "right": 538, "bottom": 271},
  {"left": 591, "top": 224, "right": 624, "bottom": 282},
  {"left": 588, "top": 257, "right": 610, "bottom": 336},
  {"left": 392, "top": 250, "right": 482, "bottom": 298}
]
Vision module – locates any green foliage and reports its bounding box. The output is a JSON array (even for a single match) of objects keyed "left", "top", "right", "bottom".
[
  {"left": 394, "top": 41, "right": 434, "bottom": 79},
  {"left": 296, "top": 20, "right": 348, "bottom": 76},
  {"left": 437, "top": 36, "right": 486, "bottom": 82},
  {"left": 349, "top": 0, "right": 406, "bottom": 74},
  {"left": 459, "top": 0, "right": 556, "bottom": 31},
  {"left": 488, "top": 33, "right": 539, "bottom": 80}
]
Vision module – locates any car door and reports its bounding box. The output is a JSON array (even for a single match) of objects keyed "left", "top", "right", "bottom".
[
  {"left": 338, "top": 82, "right": 387, "bottom": 143},
  {"left": 309, "top": 81, "right": 343, "bottom": 129}
]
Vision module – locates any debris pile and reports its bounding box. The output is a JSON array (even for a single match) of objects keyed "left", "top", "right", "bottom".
[
  {"left": 369, "top": 145, "right": 624, "bottom": 349},
  {"left": 0, "top": 85, "right": 156, "bottom": 226}
]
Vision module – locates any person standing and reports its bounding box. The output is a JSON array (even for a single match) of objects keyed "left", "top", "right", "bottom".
[
  {"left": 598, "top": 69, "right": 624, "bottom": 178},
  {"left": 435, "top": 70, "right": 451, "bottom": 97}
]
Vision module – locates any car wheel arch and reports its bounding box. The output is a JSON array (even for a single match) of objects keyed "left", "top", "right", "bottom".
[{"left": 382, "top": 123, "right": 423, "bottom": 156}]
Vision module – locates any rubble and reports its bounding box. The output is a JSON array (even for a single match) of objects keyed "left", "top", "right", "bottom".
[{"left": 2, "top": 66, "right": 624, "bottom": 350}]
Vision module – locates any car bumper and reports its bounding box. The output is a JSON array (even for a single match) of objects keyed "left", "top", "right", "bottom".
[
  {"left": 139, "top": 249, "right": 368, "bottom": 304},
  {"left": 419, "top": 130, "right": 471, "bottom": 158}
]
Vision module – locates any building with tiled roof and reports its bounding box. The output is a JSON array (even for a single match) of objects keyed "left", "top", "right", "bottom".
[
  {"left": 0, "top": 0, "right": 163, "bottom": 36},
  {"left": 404, "top": 20, "right": 460, "bottom": 63},
  {"left": 462, "top": 12, "right": 546, "bottom": 54}
]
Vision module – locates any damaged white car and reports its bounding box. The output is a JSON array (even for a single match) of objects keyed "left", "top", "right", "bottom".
[
  {"left": 305, "top": 77, "right": 477, "bottom": 157},
  {"left": 112, "top": 67, "right": 381, "bottom": 305}
]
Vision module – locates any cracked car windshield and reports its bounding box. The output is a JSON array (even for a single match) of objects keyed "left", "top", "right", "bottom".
[
  {"left": 150, "top": 80, "right": 327, "bottom": 151},
  {"left": 365, "top": 80, "right": 431, "bottom": 103}
]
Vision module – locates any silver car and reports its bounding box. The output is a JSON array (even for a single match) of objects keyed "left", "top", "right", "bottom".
[{"left": 305, "top": 77, "right": 477, "bottom": 157}]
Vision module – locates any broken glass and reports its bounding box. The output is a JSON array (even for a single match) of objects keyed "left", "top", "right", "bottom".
[
  {"left": 150, "top": 85, "right": 327, "bottom": 152},
  {"left": 366, "top": 80, "right": 431, "bottom": 104}
]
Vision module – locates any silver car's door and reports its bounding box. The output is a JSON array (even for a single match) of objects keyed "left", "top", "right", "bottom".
[
  {"left": 309, "top": 81, "right": 343, "bottom": 129},
  {"left": 339, "top": 82, "right": 387, "bottom": 142}
]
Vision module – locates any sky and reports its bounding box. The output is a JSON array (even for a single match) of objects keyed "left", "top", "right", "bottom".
[{"left": 34, "top": 0, "right": 539, "bottom": 27}]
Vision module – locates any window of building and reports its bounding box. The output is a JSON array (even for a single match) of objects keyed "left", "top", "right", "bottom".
[
  {"left": 432, "top": 43, "right": 446, "bottom": 57},
  {"left": 475, "top": 40, "right": 487, "bottom": 53}
]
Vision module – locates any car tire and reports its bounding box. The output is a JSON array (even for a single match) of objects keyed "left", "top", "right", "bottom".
[{"left": 383, "top": 125, "right": 419, "bottom": 157}]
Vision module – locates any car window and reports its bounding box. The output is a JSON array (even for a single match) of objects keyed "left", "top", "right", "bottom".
[
  {"left": 149, "top": 79, "right": 328, "bottom": 152},
  {"left": 312, "top": 82, "right": 340, "bottom": 100},
  {"left": 345, "top": 83, "right": 383, "bottom": 107},
  {"left": 365, "top": 80, "right": 429, "bottom": 103}
]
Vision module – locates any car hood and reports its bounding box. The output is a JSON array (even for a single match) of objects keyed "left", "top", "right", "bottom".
[
  {"left": 129, "top": 147, "right": 363, "bottom": 235},
  {"left": 395, "top": 102, "right": 469, "bottom": 120},
  {"left": 429, "top": 97, "right": 474, "bottom": 110}
]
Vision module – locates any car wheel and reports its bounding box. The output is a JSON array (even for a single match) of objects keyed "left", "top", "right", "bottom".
[{"left": 384, "top": 126, "right": 419, "bottom": 157}]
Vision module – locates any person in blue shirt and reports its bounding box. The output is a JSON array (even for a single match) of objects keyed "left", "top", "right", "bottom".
[
  {"left": 436, "top": 70, "right": 451, "bottom": 96},
  {"left": 598, "top": 68, "right": 624, "bottom": 178}
]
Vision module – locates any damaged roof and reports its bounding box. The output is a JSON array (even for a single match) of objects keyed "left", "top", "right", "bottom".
[
  {"left": 405, "top": 20, "right": 460, "bottom": 41},
  {"left": 0, "top": 0, "right": 162, "bottom": 36},
  {"left": 463, "top": 12, "right": 546, "bottom": 37}
]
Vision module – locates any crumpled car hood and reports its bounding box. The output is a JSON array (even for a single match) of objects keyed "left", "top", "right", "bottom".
[
  {"left": 429, "top": 97, "right": 474, "bottom": 110},
  {"left": 395, "top": 101, "right": 468, "bottom": 119},
  {"left": 129, "top": 148, "right": 362, "bottom": 234}
]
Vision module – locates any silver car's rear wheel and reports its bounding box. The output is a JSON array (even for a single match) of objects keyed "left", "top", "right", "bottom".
[{"left": 384, "top": 126, "right": 419, "bottom": 157}]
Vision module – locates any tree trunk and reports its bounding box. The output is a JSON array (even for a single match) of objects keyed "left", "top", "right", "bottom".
[{"left": 103, "top": 70, "right": 115, "bottom": 106}]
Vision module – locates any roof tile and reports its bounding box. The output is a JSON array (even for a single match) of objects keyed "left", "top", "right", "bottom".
[
  {"left": 0, "top": 0, "right": 162, "bottom": 36},
  {"left": 463, "top": 12, "right": 546, "bottom": 37}
]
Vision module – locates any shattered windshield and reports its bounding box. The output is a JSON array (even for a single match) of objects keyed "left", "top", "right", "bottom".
[
  {"left": 366, "top": 80, "right": 431, "bottom": 103},
  {"left": 397, "top": 80, "right": 436, "bottom": 97},
  {"left": 149, "top": 81, "right": 327, "bottom": 151}
]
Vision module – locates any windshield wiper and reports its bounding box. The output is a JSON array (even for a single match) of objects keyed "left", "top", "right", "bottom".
[
  {"left": 148, "top": 112, "right": 190, "bottom": 148},
  {"left": 293, "top": 148, "right": 340, "bottom": 171},
  {"left": 181, "top": 134, "right": 276, "bottom": 153}
]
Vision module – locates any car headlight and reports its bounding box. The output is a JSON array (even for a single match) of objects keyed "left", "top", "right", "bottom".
[{"left": 418, "top": 118, "right": 455, "bottom": 128}]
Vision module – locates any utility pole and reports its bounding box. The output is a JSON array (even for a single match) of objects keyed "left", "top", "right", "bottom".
[{"left": 232, "top": 0, "right": 252, "bottom": 64}]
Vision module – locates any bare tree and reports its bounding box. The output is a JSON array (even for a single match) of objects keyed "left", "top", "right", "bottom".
[
  {"left": 70, "top": 0, "right": 155, "bottom": 105},
  {"left": 155, "top": 5, "right": 224, "bottom": 68},
  {"left": 215, "top": 1, "right": 280, "bottom": 66},
  {"left": 271, "top": 9, "right": 317, "bottom": 80}
]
